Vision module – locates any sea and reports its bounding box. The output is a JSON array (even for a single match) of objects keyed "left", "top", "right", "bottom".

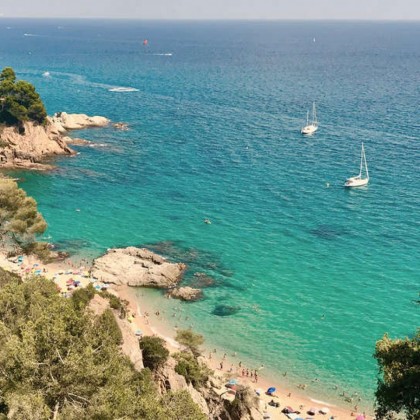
[{"left": 1, "top": 19, "right": 419, "bottom": 410}]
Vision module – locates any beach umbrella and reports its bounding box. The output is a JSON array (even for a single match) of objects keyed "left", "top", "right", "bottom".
[
  {"left": 267, "top": 387, "right": 276, "bottom": 394},
  {"left": 135, "top": 330, "right": 143, "bottom": 337},
  {"left": 307, "top": 407, "right": 317, "bottom": 415},
  {"left": 285, "top": 406, "right": 295, "bottom": 413},
  {"left": 356, "top": 416, "right": 365, "bottom": 420},
  {"left": 320, "top": 407, "right": 330, "bottom": 414},
  {"left": 255, "top": 388, "right": 263, "bottom": 396},
  {"left": 228, "top": 379, "right": 238, "bottom": 385}
]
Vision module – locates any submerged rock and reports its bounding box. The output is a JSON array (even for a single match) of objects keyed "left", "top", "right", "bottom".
[
  {"left": 91, "top": 247, "right": 186, "bottom": 288},
  {"left": 212, "top": 304, "right": 240, "bottom": 317},
  {"left": 113, "top": 122, "right": 129, "bottom": 130},
  {"left": 166, "top": 286, "right": 203, "bottom": 301},
  {"left": 191, "top": 272, "right": 216, "bottom": 288}
]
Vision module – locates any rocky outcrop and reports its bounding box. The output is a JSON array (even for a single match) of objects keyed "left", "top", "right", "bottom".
[
  {"left": 88, "top": 294, "right": 144, "bottom": 371},
  {"left": 0, "top": 112, "right": 109, "bottom": 170},
  {"left": 166, "top": 286, "right": 203, "bottom": 301},
  {"left": 114, "top": 314, "right": 144, "bottom": 371},
  {"left": 0, "top": 121, "right": 74, "bottom": 169},
  {"left": 49, "top": 112, "right": 109, "bottom": 132},
  {"left": 158, "top": 356, "right": 210, "bottom": 416},
  {"left": 91, "top": 247, "right": 186, "bottom": 288}
]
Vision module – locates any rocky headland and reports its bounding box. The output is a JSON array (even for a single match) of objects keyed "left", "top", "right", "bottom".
[{"left": 0, "top": 112, "right": 109, "bottom": 170}]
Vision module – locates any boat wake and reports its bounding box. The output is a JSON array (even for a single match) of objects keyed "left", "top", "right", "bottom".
[
  {"left": 108, "top": 87, "right": 139, "bottom": 92},
  {"left": 151, "top": 53, "right": 173, "bottom": 56},
  {"left": 28, "top": 70, "right": 139, "bottom": 93}
]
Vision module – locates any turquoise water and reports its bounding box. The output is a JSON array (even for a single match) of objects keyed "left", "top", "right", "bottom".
[{"left": 1, "top": 19, "right": 419, "bottom": 407}]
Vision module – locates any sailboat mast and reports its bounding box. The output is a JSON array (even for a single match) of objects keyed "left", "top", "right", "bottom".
[
  {"left": 363, "top": 143, "right": 369, "bottom": 179},
  {"left": 312, "top": 102, "right": 317, "bottom": 124},
  {"left": 359, "top": 143, "right": 364, "bottom": 177}
]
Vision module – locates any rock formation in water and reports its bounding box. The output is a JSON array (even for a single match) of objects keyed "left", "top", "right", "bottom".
[
  {"left": 91, "top": 247, "right": 186, "bottom": 288},
  {"left": 166, "top": 286, "right": 203, "bottom": 301},
  {"left": 0, "top": 112, "right": 109, "bottom": 170}
]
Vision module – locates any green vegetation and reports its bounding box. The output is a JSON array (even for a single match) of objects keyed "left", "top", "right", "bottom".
[
  {"left": 175, "top": 329, "right": 204, "bottom": 357},
  {"left": 0, "top": 67, "right": 47, "bottom": 129},
  {"left": 0, "top": 275, "right": 205, "bottom": 419},
  {"left": 0, "top": 178, "right": 47, "bottom": 255},
  {"left": 374, "top": 330, "right": 420, "bottom": 420},
  {"left": 140, "top": 336, "right": 170, "bottom": 371},
  {"left": 71, "top": 283, "right": 96, "bottom": 309},
  {"left": 161, "top": 390, "right": 207, "bottom": 420},
  {"left": 174, "top": 351, "right": 211, "bottom": 389}
]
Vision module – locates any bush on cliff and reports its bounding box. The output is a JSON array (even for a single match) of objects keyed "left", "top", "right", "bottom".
[
  {"left": 140, "top": 336, "right": 170, "bottom": 371},
  {"left": 374, "top": 330, "right": 420, "bottom": 420},
  {"left": 175, "top": 328, "right": 204, "bottom": 357},
  {"left": 0, "top": 66, "right": 47, "bottom": 128},
  {"left": 174, "top": 351, "right": 211, "bottom": 389},
  {"left": 0, "top": 179, "right": 47, "bottom": 252},
  {"left": 0, "top": 276, "right": 205, "bottom": 418}
]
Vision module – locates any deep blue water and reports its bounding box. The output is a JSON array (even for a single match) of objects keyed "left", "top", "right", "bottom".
[{"left": 1, "top": 19, "right": 419, "bottom": 408}]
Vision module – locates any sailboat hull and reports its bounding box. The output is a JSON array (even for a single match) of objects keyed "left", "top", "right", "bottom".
[
  {"left": 301, "top": 124, "right": 318, "bottom": 135},
  {"left": 344, "top": 177, "right": 369, "bottom": 187}
]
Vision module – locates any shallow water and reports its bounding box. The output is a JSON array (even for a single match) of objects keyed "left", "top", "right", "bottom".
[{"left": 2, "top": 19, "right": 419, "bottom": 407}]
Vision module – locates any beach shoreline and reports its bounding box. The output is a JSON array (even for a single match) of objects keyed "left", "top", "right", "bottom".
[
  {"left": 117, "top": 283, "right": 372, "bottom": 420},
  {"left": 0, "top": 251, "right": 372, "bottom": 419}
]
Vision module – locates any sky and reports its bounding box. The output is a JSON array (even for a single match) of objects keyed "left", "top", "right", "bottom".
[{"left": 0, "top": 0, "right": 419, "bottom": 20}]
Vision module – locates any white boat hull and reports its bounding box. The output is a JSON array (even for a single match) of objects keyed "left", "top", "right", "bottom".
[
  {"left": 301, "top": 124, "right": 318, "bottom": 135},
  {"left": 344, "top": 177, "right": 369, "bottom": 187}
]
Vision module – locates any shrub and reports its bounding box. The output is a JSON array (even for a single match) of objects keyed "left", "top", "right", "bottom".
[
  {"left": 96, "top": 308, "right": 123, "bottom": 345},
  {"left": 140, "top": 336, "right": 169, "bottom": 371},
  {"left": 174, "top": 351, "right": 211, "bottom": 389},
  {"left": 175, "top": 329, "right": 204, "bottom": 357},
  {"left": 72, "top": 283, "right": 96, "bottom": 309}
]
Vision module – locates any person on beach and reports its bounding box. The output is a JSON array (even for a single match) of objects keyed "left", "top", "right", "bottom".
[
  {"left": 238, "top": 361, "right": 242, "bottom": 368},
  {"left": 220, "top": 361, "right": 223, "bottom": 370},
  {"left": 246, "top": 369, "right": 249, "bottom": 376},
  {"left": 241, "top": 368, "right": 245, "bottom": 376},
  {"left": 250, "top": 371, "right": 254, "bottom": 380},
  {"left": 254, "top": 372, "right": 258, "bottom": 383}
]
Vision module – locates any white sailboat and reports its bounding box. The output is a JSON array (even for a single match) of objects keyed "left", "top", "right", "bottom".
[
  {"left": 344, "top": 143, "right": 369, "bottom": 188},
  {"left": 301, "top": 102, "right": 318, "bottom": 135}
]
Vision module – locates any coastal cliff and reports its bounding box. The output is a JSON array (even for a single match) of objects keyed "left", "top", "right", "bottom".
[{"left": 0, "top": 112, "right": 109, "bottom": 170}]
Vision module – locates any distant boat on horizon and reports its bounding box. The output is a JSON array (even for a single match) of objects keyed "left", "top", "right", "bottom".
[
  {"left": 344, "top": 143, "right": 369, "bottom": 188},
  {"left": 301, "top": 102, "right": 318, "bottom": 135}
]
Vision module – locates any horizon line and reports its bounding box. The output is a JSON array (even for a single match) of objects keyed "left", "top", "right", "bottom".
[{"left": 0, "top": 17, "right": 420, "bottom": 22}]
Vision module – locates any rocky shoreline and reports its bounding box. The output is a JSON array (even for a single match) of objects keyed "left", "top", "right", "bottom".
[
  {"left": 0, "top": 112, "right": 109, "bottom": 170},
  {"left": 92, "top": 247, "right": 205, "bottom": 302}
]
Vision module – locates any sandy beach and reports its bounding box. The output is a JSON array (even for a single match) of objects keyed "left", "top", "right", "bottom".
[{"left": 0, "top": 252, "right": 371, "bottom": 420}]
